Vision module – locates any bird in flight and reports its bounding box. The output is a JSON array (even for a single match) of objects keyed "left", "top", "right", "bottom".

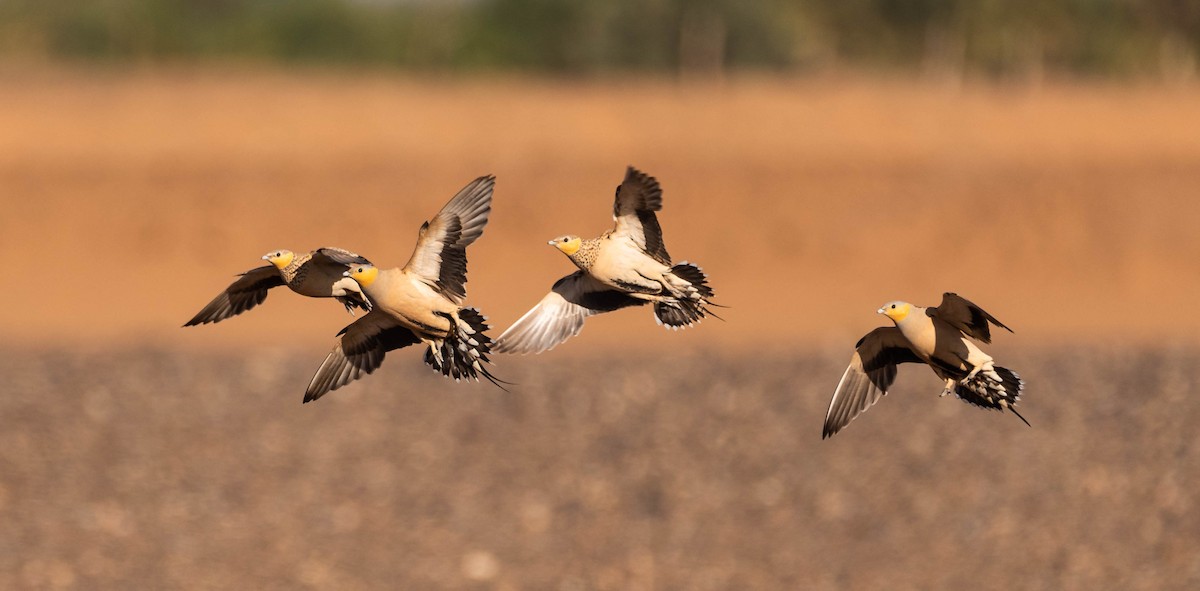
[
  {"left": 184, "top": 247, "right": 373, "bottom": 327},
  {"left": 823, "top": 292, "right": 1028, "bottom": 439},
  {"left": 304, "top": 175, "right": 504, "bottom": 402},
  {"left": 494, "top": 166, "right": 719, "bottom": 354}
]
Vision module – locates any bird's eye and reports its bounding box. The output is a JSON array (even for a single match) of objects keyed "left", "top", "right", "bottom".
[{"left": 891, "top": 304, "right": 896, "bottom": 309}]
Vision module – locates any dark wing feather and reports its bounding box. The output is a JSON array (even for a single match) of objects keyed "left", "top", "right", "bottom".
[
  {"left": 310, "top": 247, "right": 371, "bottom": 267},
  {"left": 823, "top": 327, "right": 923, "bottom": 439},
  {"left": 304, "top": 312, "right": 421, "bottom": 403},
  {"left": 403, "top": 175, "right": 495, "bottom": 304},
  {"left": 611, "top": 166, "right": 671, "bottom": 265},
  {"left": 492, "top": 271, "right": 646, "bottom": 355},
  {"left": 183, "top": 265, "right": 285, "bottom": 326},
  {"left": 928, "top": 292, "right": 1012, "bottom": 344}
]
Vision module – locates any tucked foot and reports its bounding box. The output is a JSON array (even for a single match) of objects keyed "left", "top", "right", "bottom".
[{"left": 422, "top": 339, "right": 443, "bottom": 366}]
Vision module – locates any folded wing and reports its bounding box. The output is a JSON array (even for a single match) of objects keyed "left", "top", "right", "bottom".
[
  {"left": 307, "top": 247, "right": 373, "bottom": 311},
  {"left": 309, "top": 247, "right": 371, "bottom": 268}
]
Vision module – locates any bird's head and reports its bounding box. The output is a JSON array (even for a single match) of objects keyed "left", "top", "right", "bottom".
[
  {"left": 878, "top": 301, "right": 912, "bottom": 323},
  {"left": 262, "top": 249, "right": 295, "bottom": 269},
  {"left": 549, "top": 235, "right": 582, "bottom": 256},
  {"left": 343, "top": 264, "right": 380, "bottom": 288}
]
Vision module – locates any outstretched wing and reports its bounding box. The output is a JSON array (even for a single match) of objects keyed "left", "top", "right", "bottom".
[
  {"left": 183, "top": 265, "right": 285, "bottom": 326},
  {"left": 304, "top": 312, "right": 421, "bottom": 402},
  {"left": 823, "top": 327, "right": 923, "bottom": 439},
  {"left": 928, "top": 292, "right": 1012, "bottom": 344},
  {"left": 402, "top": 175, "right": 495, "bottom": 304},
  {"left": 610, "top": 166, "right": 671, "bottom": 265},
  {"left": 492, "top": 271, "right": 646, "bottom": 355}
]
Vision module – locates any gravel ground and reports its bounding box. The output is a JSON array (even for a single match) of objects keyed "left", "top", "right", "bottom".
[{"left": 1, "top": 346, "right": 1197, "bottom": 590}]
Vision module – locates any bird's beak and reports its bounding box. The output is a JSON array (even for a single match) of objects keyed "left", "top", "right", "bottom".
[
  {"left": 547, "top": 240, "right": 556, "bottom": 246},
  {"left": 877, "top": 308, "right": 886, "bottom": 315},
  {"left": 261, "top": 255, "right": 270, "bottom": 260},
  {"left": 343, "top": 270, "right": 351, "bottom": 277}
]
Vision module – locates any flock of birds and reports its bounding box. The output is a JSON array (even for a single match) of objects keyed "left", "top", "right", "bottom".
[{"left": 185, "top": 167, "right": 1027, "bottom": 438}]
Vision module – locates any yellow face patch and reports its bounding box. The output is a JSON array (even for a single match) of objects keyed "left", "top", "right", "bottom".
[
  {"left": 347, "top": 265, "right": 379, "bottom": 288},
  {"left": 554, "top": 237, "right": 582, "bottom": 256},
  {"left": 264, "top": 250, "right": 295, "bottom": 269},
  {"left": 883, "top": 302, "right": 911, "bottom": 322}
]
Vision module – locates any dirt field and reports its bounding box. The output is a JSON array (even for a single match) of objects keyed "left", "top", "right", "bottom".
[
  {"left": 2, "top": 347, "right": 1198, "bottom": 589},
  {"left": 2, "top": 70, "right": 1199, "bottom": 588}
]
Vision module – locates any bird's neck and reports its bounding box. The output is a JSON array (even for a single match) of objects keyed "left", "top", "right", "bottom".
[
  {"left": 566, "top": 239, "right": 600, "bottom": 270},
  {"left": 278, "top": 260, "right": 304, "bottom": 283}
]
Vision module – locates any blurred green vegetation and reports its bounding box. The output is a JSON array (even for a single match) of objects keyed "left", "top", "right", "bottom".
[{"left": 0, "top": 0, "right": 1197, "bottom": 78}]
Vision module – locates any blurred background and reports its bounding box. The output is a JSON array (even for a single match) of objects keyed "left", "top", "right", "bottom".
[{"left": 2, "top": 1, "right": 1198, "bottom": 589}]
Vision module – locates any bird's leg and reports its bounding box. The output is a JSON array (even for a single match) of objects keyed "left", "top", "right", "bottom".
[
  {"left": 980, "top": 361, "right": 1001, "bottom": 382},
  {"left": 451, "top": 311, "right": 475, "bottom": 335},
  {"left": 422, "top": 338, "right": 442, "bottom": 365},
  {"left": 962, "top": 360, "right": 1001, "bottom": 384},
  {"left": 444, "top": 311, "right": 482, "bottom": 348},
  {"left": 940, "top": 378, "right": 956, "bottom": 397}
]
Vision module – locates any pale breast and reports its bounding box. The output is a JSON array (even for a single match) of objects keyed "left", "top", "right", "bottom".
[
  {"left": 594, "top": 237, "right": 670, "bottom": 290},
  {"left": 898, "top": 312, "right": 938, "bottom": 358},
  {"left": 370, "top": 272, "right": 455, "bottom": 336}
]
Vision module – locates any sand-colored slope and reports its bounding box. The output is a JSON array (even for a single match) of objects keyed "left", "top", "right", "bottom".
[{"left": 2, "top": 71, "right": 1199, "bottom": 350}]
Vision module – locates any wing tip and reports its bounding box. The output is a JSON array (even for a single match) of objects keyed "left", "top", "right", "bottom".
[
  {"left": 623, "top": 165, "right": 659, "bottom": 184},
  {"left": 468, "top": 174, "right": 496, "bottom": 194}
]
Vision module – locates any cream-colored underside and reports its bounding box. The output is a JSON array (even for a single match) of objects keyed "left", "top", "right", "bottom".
[
  {"left": 896, "top": 310, "right": 937, "bottom": 357},
  {"left": 363, "top": 269, "right": 458, "bottom": 336},
  {"left": 592, "top": 237, "right": 673, "bottom": 298},
  {"left": 896, "top": 308, "right": 994, "bottom": 373}
]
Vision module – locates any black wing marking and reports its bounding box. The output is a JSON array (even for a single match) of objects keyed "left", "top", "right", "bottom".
[
  {"left": 612, "top": 166, "right": 671, "bottom": 265},
  {"left": 403, "top": 175, "right": 495, "bottom": 303},
  {"left": 310, "top": 247, "right": 371, "bottom": 267},
  {"left": 492, "top": 271, "right": 646, "bottom": 355},
  {"left": 928, "top": 292, "right": 1012, "bottom": 344},
  {"left": 184, "top": 266, "right": 285, "bottom": 326},
  {"left": 823, "top": 327, "right": 923, "bottom": 439},
  {"left": 304, "top": 313, "right": 421, "bottom": 402}
]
